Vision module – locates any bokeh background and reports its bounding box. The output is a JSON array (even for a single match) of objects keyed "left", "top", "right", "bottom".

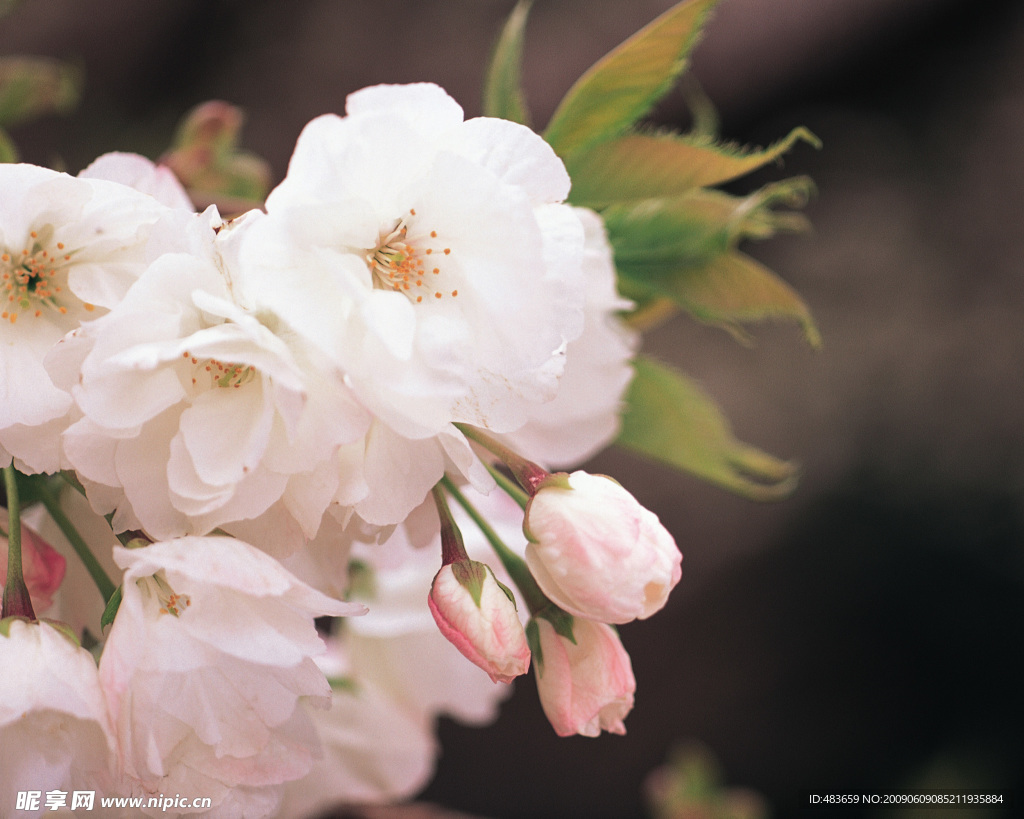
[{"left": 3, "top": 1, "right": 1023, "bottom": 817}]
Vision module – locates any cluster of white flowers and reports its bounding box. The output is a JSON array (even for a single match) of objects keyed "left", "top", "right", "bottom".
[{"left": 1, "top": 83, "right": 681, "bottom": 817}]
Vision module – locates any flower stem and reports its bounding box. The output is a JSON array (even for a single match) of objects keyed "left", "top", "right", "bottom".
[
  {"left": 2, "top": 465, "right": 35, "bottom": 620},
  {"left": 484, "top": 462, "right": 529, "bottom": 510},
  {"left": 454, "top": 424, "right": 549, "bottom": 495},
  {"left": 440, "top": 475, "right": 549, "bottom": 616},
  {"left": 38, "top": 482, "right": 117, "bottom": 604},
  {"left": 430, "top": 482, "right": 469, "bottom": 566}
]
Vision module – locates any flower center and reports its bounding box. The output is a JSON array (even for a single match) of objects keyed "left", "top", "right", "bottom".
[
  {"left": 1, "top": 225, "right": 91, "bottom": 324},
  {"left": 137, "top": 572, "right": 191, "bottom": 618},
  {"left": 182, "top": 351, "right": 258, "bottom": 390},
  {"left": 366, "top": 211, "right": 459, "bottom": 304}
]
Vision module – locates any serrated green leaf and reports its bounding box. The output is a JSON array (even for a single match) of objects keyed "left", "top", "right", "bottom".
[
  {"left": 617, "top": 356, "right": 799, "bottom": 500},
  {"left": 669, "top": 251, "right": 819, "bottom": 345},
  {"left": 565, "top": 126, "right": 819, "bottom": 207},
  {"left": 0, "top": 57, "right": 81, "bottom": 129},
  {"left": 544, "top": 0, "right": 720, "bottom": 155},
  {"left": 606, "top": 177, "right": 814, "bottom": 275},
  {"left": 483, "top": 0, "right": 533, "bottom": 125},
  {"left": 100, "top": 585, "right": 123, "bottom": 631}
]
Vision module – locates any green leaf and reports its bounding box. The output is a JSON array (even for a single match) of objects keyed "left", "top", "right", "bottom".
[
  {"left": 160, "top": 100, "right": 271, "bottom": 211},
  {"left": 0, "top": 126, "right": 16, "bottom": 162},
  {"left": 543, "top": 0, "right": 720, "bottom": 156},
  {"left": 604, "top": 179, "right": 819, "bottom": 344},
  {"left": 0, "top": 56, "right": 81, "bottom": 129},
  {"left": 100, "top": 585, "right": 123, "bottom": 631},
  {"left": 565, "top": 126, "right": 820, "bottom": 207},
  {"left": 483, "top": 0, "right": 533, "bottom": 125},
  {"left": 617, "top": 356, "right": 799, "bottom": 500},
  {"left": 605, "top": 178, "right": 813, "bottom": 274},
  {"left": 665, "top": 251, "right": 819, "bottom": 346}
]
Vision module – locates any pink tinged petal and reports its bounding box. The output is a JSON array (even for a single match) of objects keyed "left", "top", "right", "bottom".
[
  {"left": 113, "top": 536, "right": 366, "bottom": 619},
  {"left": 524, "top": 471, "right": 682, "bottom": 624},
  {"left": 79, "top": 151, "right": 194, "bottom": 211},
  {"left": 112, "top": 406, "right": 192, "bottom": 540},
  {"left": 355, "top": 423, "right": 446, "bottom": 527},
  {"left": 0, "top": 621, "right": 117, "bottom": 800},
  {"left": 278, "top": 682, "right": 436, "bottom": 815},
  {"left": 428, "top": 562, "right": 530, "bottom": 684},
  {"left": 532, "top": 618, "right": 635, "bottom": 738}
]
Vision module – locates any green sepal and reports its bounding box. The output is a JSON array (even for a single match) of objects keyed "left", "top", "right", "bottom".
[
  {"left": 0, "top": 56, "right": 81, "bottom": 129},
  {"left": 483, "top": 0, "right": 533, "bottom": 126},
  {"left": 527, "top": 611, "right": 578, "bottom": 675},
  {"left": 543, "top": 0, "right": 720, "bottom": 156},
  {"left": 0, "top": 614, "right": 31, "bottom": 637},
  {"left": 525, "top": 618, "right": 542, "bottom": 669},
  {"left": 39, "top": 618, "right": 81, "bottom": 647},
  {"left": 494, "top": 574, "right": 518, "bottom": 609},
  {"left": 617, "top": 355, "right": 799, "bottom": 500},
  {"left": 535, "top": 604, "right": 576, "bottom": 644},
  {"left": 452, "top": 559, "right": 489, "bottom": 608},
  {"left": 535, "top": 471, "right": 572, "bottom": 492},
  {"left": 564, "top": 126, "right": 819, "bottom": 207},
  {"left": 100, "top": 584, "right": 123, "bottom": 631}
]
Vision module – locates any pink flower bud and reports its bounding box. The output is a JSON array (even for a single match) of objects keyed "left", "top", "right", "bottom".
[
  {"left": 427, "top": 560, "right": 531, "bottom": 684},
  {"left": 1, "top": 524, "right": 66, "bottom": 613},
  {"left": 523, "top": 471, "right": 681, "bottom": 624},
  {"left": 529, "top": 616, "right": 635, "bottom": 737}
]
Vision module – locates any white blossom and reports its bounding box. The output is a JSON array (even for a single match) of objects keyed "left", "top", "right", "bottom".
[
  {"left": 98, "top": 536, "right": 365, "bottom": 814},
  {"left": 238, "top": 83, "right": 586, "bottom": 525},
  {"left": 502, "top": 207, "right": 638, "bottom": 468},
  {"left": 0, "top": 164, "right": 179, "bottom": 473},
  {"left": 0, "top": 620, "right": 117, "bottom": 815},
  {"left": 51, "top": 208, "right": 370, "bottom": 552}
]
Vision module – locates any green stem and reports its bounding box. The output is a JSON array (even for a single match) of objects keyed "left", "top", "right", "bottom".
[
  {"left": 430, "top": 482, "right": 469, "bottom": 566},
  {"left": 39, "top": 483, "right": 117, "bottom": 604},
  {"left": 2, "top": 465, "right": 34, "bottom": 619},
  {"left": 440, "top": 475, "right": 549, "bottom": 616},
  {"left": 454, "top": 423, "right": 550, "bottom": 495},
  {"left": 485, "top": 462, "right": 529, "bottom": 510}
]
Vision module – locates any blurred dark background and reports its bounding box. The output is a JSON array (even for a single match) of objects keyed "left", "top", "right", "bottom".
[{"left": 3, "top": 1, "right": 1023, "bottom": 817}]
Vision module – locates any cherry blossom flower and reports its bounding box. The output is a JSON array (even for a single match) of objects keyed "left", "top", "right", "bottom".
[
  {"left": 529, "top": 616, "right": 636, "bottom": 738},
  {"left": 238, "top": 82, "right": 586, "bottom": 526},
  {"left": 0, "top": 619, "right": 117, "bottom": 814},
  {"left": 98, "top": 536, "right": 365, "bottom": 812},
  {"left": 502, "top": 207, "right": 639, "bottom": 468},
  {"left": 51, "top": 208, "right": 370, "bottom": 552},
  {"left": 0, "top": 164, "right": 180, "bottom": 473},
  {"left": 524, "top": 471, "right": 682, "bottom": 624}
]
